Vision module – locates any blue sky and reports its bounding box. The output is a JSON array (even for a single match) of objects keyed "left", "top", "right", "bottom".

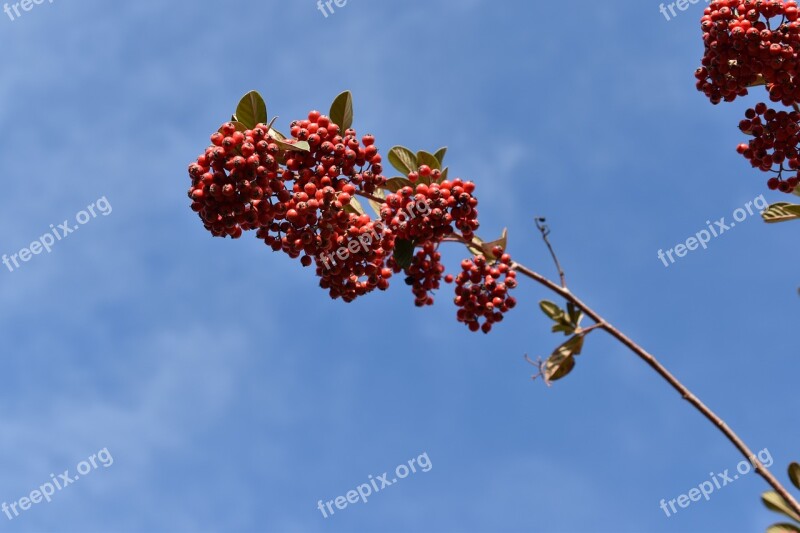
[{"left": 0, "top": 1, "right": 798, "bottom": 531}]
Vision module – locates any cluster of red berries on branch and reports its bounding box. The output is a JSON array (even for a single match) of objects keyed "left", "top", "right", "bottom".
[
  {"left": 187, "top": 91, "right": 516, "bottom": 331},
  {"left": 696, "top": 0, "right": 800, "bottom": 194},
  {"left": 188, "top": 122, "right": 280, "bottom": 238},
  {"left": 737, "top": 102, "right": 800, "bottom": 191},
  {"left": 380, "top": 179, "right": 479, "bottom": 243},
  {"left": 696, "top": 0, "right": 800, "bottom": 106},
  {"left": 399, "top": 242, "right": 446, "bottom": 308},
  {"left": 453, "top": 249, "right": 517, "bottom": 334}
]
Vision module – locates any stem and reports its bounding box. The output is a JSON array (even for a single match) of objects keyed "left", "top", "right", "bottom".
[
  {"left": 510, "top": 260, "right": 800, "bottom": 517},
  {"left": 535, "top": 218, "right": 566, "bottom": 288},
  {"left": 354, "top": 191, "right": 385, "bottom": 205}
]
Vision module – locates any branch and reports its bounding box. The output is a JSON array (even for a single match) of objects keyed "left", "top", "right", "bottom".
[
  {"left": 358, "top": 191, "right": 799, "bottom": 513},
  {"left": 509, "top": 260, "right": 800, "bottom": 518}
]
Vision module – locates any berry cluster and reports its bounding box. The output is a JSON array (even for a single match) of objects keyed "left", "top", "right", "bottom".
[
  {"left": 452, "top": 249, "right": 517, "bottom": 334},
  {"left": 188, "top": 122, "right": 280, "bottom": 238},
  {"left": 315, "top": 214, "right": 393, "bottom": 302},
  {"left": 188, "top": 97, "right": 517, "bottom": 332},
  {"left": 401, "top": 242, "right": 445, "bottom": 307},
  {"left": 380, "top": 179, "right": 480, "bottom": 243},
  {"left": 287, "top": 112, "right": 386, "bottom": 195},
  {"left": 696, "top": 0, "right": 800, "bottom": 106},
  {"left": 252, "top": 111, "right": 394, "bottom": 300},
  {"left": 737, "top": 102, "right": 800, "bottom": 192}
]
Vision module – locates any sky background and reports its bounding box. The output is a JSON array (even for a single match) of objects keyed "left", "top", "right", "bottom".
[{"left": 0, "top": 1, "right": 798, "bottom": 532}]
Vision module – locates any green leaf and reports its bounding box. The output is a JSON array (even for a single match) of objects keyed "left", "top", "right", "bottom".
[
  {"left": 567, "top": 302, "right": 584, "bottom": 329},
  {"left": 540, "top": 301, "right": 565, "bottom": 322},
  {"left": 384, "top": 177, "right": 414, "bottom": 193},
  {"left": 481, "top": 228, "right": 508, "bottom": 259},
  {"left": 551, "top": 323, "right": 574, "bottom": 335},
  {"left": 368, "top": 188, "right": 385, "bottom": 217},
  {"left": 236, "top": 91, "right": 268, "bottom": 129},
  {"left": 343, "top": 196, "right": 365, "bottom": 216},
  {"left": 465, "top": 235, "right": 486, "bottom": 258},
  {"left": 763, "top": 492, "right": 800, "bottom": 522},
  {"left": 268, "top": 128, "right": 287, "bottom": 141},
  {"left": 393, "top": 239, "right": 415, "bottom": 269},
  {"left": 388, "top": 146, "right": 418, "bottom": 176},
  {"left": 545, "top": 352, "right": 575, "bottom": 382},
  {"left": 272, "top": 139, "right": 310, "bottom": 153},
  {"left": 434, "top": 147, "right": 447, "bottom": 165},
  {"left": 218, "top": 121, "right": 248, "bottom": 134},
  {"left": 416, "top": 150, "right": 441, "bottom": 171},
  {"left": 789, "top": 463, "right": 800, "bottom": 490},
  {"left": 544, "top": 335, "right": 585, "bottom": 382},
  {"left": 767, "top": 523, "right": 800, "bottom": 533},
  {"left": 330, "top": 91, "right": 354, "bottom": 131},
  {"left": 762, "top": 203, "right": 800, "bottom": 223},
  {"left": 439, "top": 167, "right": 449, "bottom": 183},
  {"left": 794, "top": 186, "right": 800, "bottom": 197}
]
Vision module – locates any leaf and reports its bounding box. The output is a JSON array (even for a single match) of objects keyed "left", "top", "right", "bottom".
[
  {"left": 272, "top": 139, "right": 310, "bottom": 153},
  {"left": 544, "top": 335, "right": 585, "bottom": 382},
  {"left": 330, "top": 91, "right": 354, "bottom": 131},
  {"left": 762, "top": 203, "right": 800, "bottom": 223},
  {"left": 439, "top": 167, "right": 449, "bottom": 183},
  {"left": 393, "top": 239, "right": 415, "bottom": 269},
  {"left": 552, "top": 323, "right": 574, "bottom": 335},
  {"left": 236, "top": 91, "right": 268, "bottom": 129},
  {"left": 465, "top": 235, "right": 486, "bottom": 257},
  {"left": 384, "top": 177, "right": 414, "bottom": 193},
  {"left": 416, "top": 150, "right": 441, "bottom": 171},
  {"left": 343, "top": 196, "right": 365, "bottom": 216},
  {"left": 434, "top": 147, "right": 447, "bottom": 165},
  {"left": 545, "top": 352, "right": 575, "bottom": 382},
  {"left": 561, "top": 334, "right": 585, "bottom": 356},
  {"left": 268, "top": 128, "right": 287, "bottom": 141},
  {"left": 218, "top": 121, "right": 248, "bottom": 134},
  {"left": 368, "top": 188, "right": 385, "bottom": 217},
  {"left": 789, "top": 463, "right": 800, "bottom": 490},
  {"left": 794, "top": 186, "right": 800, "bottom": 197},
  {"left": 481, "top": 228, "right": 508, "bottom": 259},
  {"left": 388, "top": 146, "right": 418, "bottom": 176},
  {"left": 763, "top": 492, "right": 800, "bottom": 522},
  {"left": 540, "top": 301, "right": 565, "bottom": 322},
  {"left": 767, "top": 523, "right": 800, "bottom": 533},
  {"left": 567, "top": 302, "right": 584, "bottom": 329}
]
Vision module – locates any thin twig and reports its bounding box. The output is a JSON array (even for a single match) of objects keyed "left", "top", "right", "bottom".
[
  {"left": 354, "top": 191, "right": 386, "bottom": 205},
  {"left": 577, "top": 322, "right": 606, "bottom": 335},
  {"left": 535, "top": 217, "right": 567, "bottom": 288}
]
